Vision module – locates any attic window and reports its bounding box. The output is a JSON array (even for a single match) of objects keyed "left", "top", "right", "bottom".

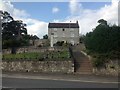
[{"left": 63, "top": 28, "right": 65, "bottom": 31}]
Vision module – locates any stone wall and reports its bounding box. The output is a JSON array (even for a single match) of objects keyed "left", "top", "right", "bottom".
[
  {"left": 93, "top": 60, "right": 119, "bottom": 76},
  {"left": 29, "top": 39, "right": 49, "bottom": 47},
  {"left": 81, "top": 51, "right": 119, "bottom": 76},
  {"left": 2, "top": 46, "right": 69, "bottom": 54},
  {"left": 1, "top": 60, "right": 74, "bottom": 73}
]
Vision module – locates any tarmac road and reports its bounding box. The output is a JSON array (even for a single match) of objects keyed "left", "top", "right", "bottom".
[{"left": 2, "top": 73, "right": 119, "bottom": 88}]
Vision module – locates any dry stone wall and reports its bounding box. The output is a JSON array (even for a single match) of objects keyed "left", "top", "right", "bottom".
[
  {"left": 2, "top": 60, "right": 74, "bottom": 73},
  {"left": 93, "top": 60, "right": 119, "bottom": 76},
  {"left": 2, "top": 46, "right": 68, "bottom": 54}
]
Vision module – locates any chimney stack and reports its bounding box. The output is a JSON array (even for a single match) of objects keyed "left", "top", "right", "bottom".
[{"left": 76, "top": 20, "right": 78, "bottom": 24}]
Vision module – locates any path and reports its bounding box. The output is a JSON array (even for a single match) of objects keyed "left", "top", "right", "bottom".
[{"left": 72, "top": 45, "right": 93, "bottom": 74}]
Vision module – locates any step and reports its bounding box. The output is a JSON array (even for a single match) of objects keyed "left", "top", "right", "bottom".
[
  {"left": 75, "top": 72, "right": 92, "bottom": 74},
  {"left": 80, "top": 63, "right": 92, "bottom": 65},
  {"left": 78, "top": 69, "right": 92, "bottom": 71},
  {"left": 75, "top": 62, "right": 91, "bottom": 64},
  {"left": 79, "top": 67, "right": 92, "bottom": 69},
  {"left": 77, "top": 71, "right": 92, "bottom": 73},
  {"left": 79, "top": 68, "right": 92, "bottom": 70},
  {"left": 79, "top": 65, "right": 92, "bottom": 67},
  {"left": 76, "top": 61, "right": 91, "bottom": 63}
]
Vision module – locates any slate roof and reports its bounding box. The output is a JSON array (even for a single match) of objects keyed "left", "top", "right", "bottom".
[{"left": 48, "top": 22, "right": 79, "bottom": 28}]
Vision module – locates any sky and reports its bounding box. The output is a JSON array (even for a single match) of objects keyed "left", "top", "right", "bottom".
[{"left": 0, "top": 0, "right": 119, "bottom": 38}]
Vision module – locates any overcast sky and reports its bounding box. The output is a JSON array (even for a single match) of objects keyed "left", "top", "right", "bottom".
[{"left": 0, "top": 0, "right": 118, "bottom": 38}]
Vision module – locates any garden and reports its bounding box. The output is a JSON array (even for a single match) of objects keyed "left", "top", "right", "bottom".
[{"left": 2, "top": 50, "right": 71, "bottom": 61}]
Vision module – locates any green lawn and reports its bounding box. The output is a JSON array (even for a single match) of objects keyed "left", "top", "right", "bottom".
[
  {"left": 3, "top": 50, "right": 70, "bottom": 60},
  {"left": 3, "top": 52, "right": 41, "bottom": 60}
]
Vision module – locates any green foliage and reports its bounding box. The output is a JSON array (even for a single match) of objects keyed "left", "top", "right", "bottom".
[
  {"left": 92, "top": 58, "right": 105, "bottom": 67},
  {"left": 3, "top": 52, "right": 42, "bottom": 60},
  {"left": 54, "top": 41, "right": 64, "bottom": 46},
  {"left": 84, "top": 19, "right": 120, "bottom": 54},
  {"left": 1, "top": 11, "right": 28, "bottom": 53},
  {"left": 84, "top": 19, "right": 120, "bottom": 67},
  {"left": 3, "top": 50, "right": 70, "bottom": 60},
  {"left": 43, "top": 34, "right": 48, "bottom": 39},
  {"left": 98, "top": 19, "right": 107, "bottom": 25},
  {"left": 79, "top": 35, "right": 85, "bottom": 43}
]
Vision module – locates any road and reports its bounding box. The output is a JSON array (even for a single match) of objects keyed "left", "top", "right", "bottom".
[{"left": 2, "top": 73, "right": 119, "bottom": 88}]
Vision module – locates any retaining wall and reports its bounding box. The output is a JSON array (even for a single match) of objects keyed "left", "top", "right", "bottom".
[
  {"left": 2, "top": 46, "right": 68, "bottom": 54},
  {"left": 93, "top": 60, "right": 119, "bottom": 76},
  {"left": 1, "top": 60, "right": 74, "bottom": 73}
]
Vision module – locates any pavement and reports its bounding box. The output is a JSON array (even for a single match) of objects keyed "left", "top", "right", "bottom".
[
  {"left": 2, "top": 72, "right": 119, "bottom": 83},
  {"left": 2, "top": 72, "right": 119, "bottom": 88}
]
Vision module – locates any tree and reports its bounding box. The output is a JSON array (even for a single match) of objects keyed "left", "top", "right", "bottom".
[
  {"left": 98, "top": 19, "right": 107, "bottom": 25},
  {"left": 2, "top": 11, "right": 27, "bottom": 54},
  {"left": 79, "top": 35, "right": 85, "bottom": 43},
  {"left": 0, "top": 10, "right": 13, "bottom": 23},
  {"left": 84, "top": 19, "right": 120, "bottom": 67},
  {"left": 54, "top": 41, "right": 64, "bottom": 46},
  {"left": 84, "top": 19, "right": 120, "bottom": 54},
  {"left": 43, "top": 34, "right": 48, "bottom": 39}
]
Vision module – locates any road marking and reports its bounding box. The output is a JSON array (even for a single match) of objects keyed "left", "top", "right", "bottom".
[
  {"left": 2, "top": 74, "right": 119, "bottom": 84},
  {"left": 2, "top": 86, "right": 13, "bottom": 88}
]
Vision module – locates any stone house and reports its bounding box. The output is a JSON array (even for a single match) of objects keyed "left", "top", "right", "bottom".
[{"left": 48, "top": 21, "right": 79, "bottom": 46}]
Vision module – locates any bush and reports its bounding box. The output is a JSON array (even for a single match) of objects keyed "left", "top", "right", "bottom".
[
  {"left": 92, "top": 58, "right": 105, "bottom": 67},
  {"left": 84, "top": 20, "right": 120, "bottom": 54},
  {"left": 54, "top": 41, "right": 64, "bottom": 46}
]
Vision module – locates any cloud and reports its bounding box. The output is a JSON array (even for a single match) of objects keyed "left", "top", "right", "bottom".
[
  {"left": 67, "top": 0, "right": 118, "bottom": 34},
  {"left": 23, "top": 19, "right": 48, "bottom": 38},
  {"left": 69, "top": 0, "right": 83, "bottom": 16},
  {"left": 0, "top": 0, "right": 48, "bottom": 38},
  {"left": 0, "top": 0, "right": 118, "bottom": 38},
  {"left": 0, "top": 0, "right": 30, "bottom": 18},
  {"left": 52, "top": 7, "right": 59, "bottom": 13}
]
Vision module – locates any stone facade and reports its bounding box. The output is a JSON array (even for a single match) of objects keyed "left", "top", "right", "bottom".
[
  {"left": 48, "top": 22, "right": 79, "bottom": 45},
  {"left": 1, "top": 60, "right": 74, "bottom": 73}
]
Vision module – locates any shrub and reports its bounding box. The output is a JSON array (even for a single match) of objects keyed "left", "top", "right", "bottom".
[
  {"left": 54, "top": 41, "right": 64, "bottom": 46},
  {"left": 92, "top": 58, "right": 105, "bottom": 67}
]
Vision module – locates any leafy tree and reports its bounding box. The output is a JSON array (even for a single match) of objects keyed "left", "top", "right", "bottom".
[
  {"left": 54, "top": 41, "right": 64, "bottom": 46},
  {"left": 0, "top": 10, "right": 13, "bottom": 23},
  {"left": 98, "top": 19, "right": 107, "bottom": 25},
  {"left": 79, "top": 35, "right": 85, "bottom": 43},
  {"left": 43, "top": 34, "right": 48, "bottom": 39},
  {"left": 84, "top": 19, "right": 120, "bottom": 54},
  {"left": 84, "top": 19, "right": 120, "bottom": 67},
  {"left": 2, "top": 11, "right": 27, "bottom": 54}
]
